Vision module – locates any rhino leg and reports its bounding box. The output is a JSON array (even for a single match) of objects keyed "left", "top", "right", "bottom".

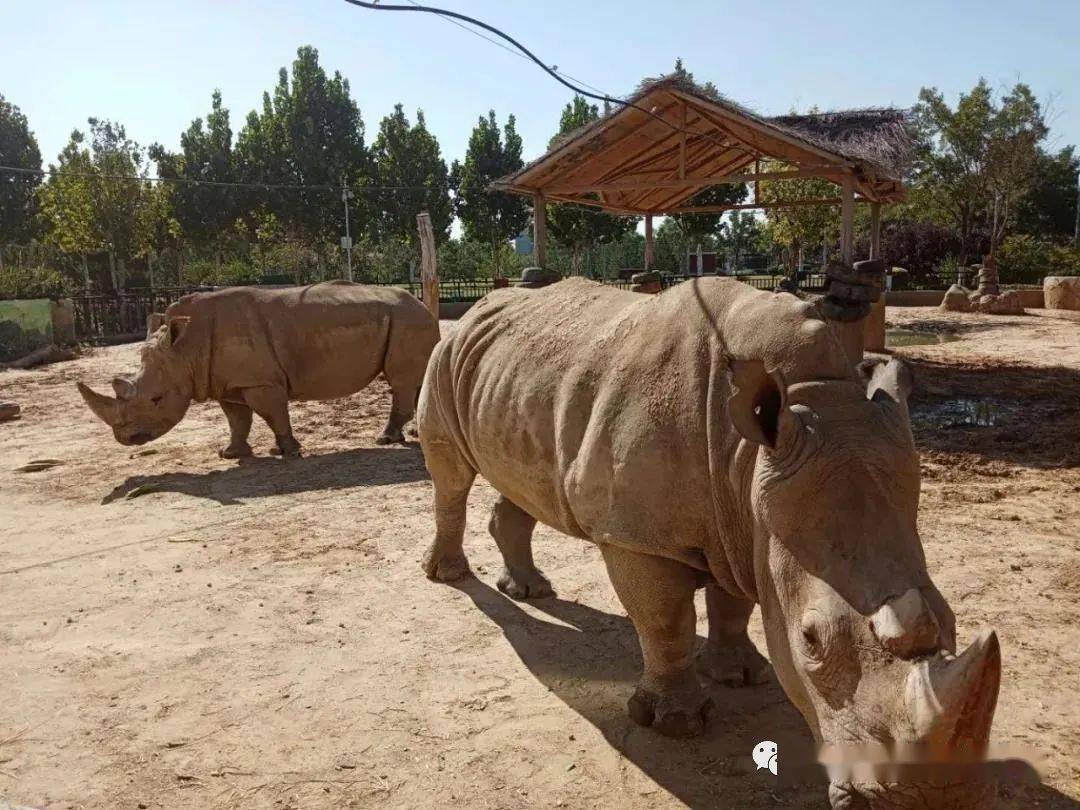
[
  {"left": 697, "top": 584, "right": 772, "bottom": 687},
  {"left": 243, "top": 386, "right": 300, "bottom": 458},
  {"left": 421, "top": 438, "right": 476, "bottom": 582},
  {"left": 218, "top": 400, "right": 254, "bottom": 459},
  {"left": 376, "top": 384, "right": 416, "bottom": 445},
  {"left": 488, "top": 495, "right": 553, "bottom": 599},
  {"left": 602, "top": 545, "right": 714, "bottom": 738}
]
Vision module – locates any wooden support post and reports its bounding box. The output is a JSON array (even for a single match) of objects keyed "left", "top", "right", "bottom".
[
  {"left": 644, "top": 214, "right": 654, "bottom": 270},
  {"left": 533, "top": 192, "right": 547, "bottom": 268},
  {"left": 754, "top": 158, "right": 760, "bottom": 205},
  {"left": 869, "top": 202, "right": 881, "bottom": 259},
  {"left": 417, "top": 211, "right": 439, "bottom": 321},
  {"left": 840, "top": 173, "right": 855, "bottom": 266}
]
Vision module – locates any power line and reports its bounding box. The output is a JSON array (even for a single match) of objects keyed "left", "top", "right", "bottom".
[{"left": 0, "top": 164, "right": 437, "bottom": 194}]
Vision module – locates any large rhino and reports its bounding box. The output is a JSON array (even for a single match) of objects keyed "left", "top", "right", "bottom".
[
  {"left": 78, "top": 281, "right": 440, "bottom": 457},
  {"left": 418, "top": 277, "right": 1001, "bottom": 808}
]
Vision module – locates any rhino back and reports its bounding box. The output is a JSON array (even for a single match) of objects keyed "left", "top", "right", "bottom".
[
  {"left": 167, "top": 282, "right": 433, "bottom": 400},
  {"left": 428, "top": 277, "right": 850, "bottom": 564}
]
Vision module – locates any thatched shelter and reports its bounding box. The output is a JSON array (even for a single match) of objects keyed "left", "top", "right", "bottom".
[{"left": 492, "top": 74, "right": 913, "bottom": 270}]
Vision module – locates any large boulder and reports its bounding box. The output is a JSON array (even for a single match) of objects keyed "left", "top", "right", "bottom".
[
  {"left": 978, "top": 289, "right": 1026, "bottom": 315},
  {"left": 941, "top": 284, "right": 973, "bottom": 312},
  {"left": 631, "top": 271, "right": 662, "bottom": 294},
  {"left": 1044, "top": 276, "right": 1080, "bottom": 311}
]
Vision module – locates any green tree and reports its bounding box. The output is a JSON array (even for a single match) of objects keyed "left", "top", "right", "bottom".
[
  {"left": 547, "top": 96, "right": 636, "bottom": 274},
  {"left": 759, "top": 164, "right": 840, "bottom": 273},
  {"left": 370, "top": 105, "right": 453, "bottom": 246},
  {"left": 0, "top": 93, "right": 42, "bottom": 246},
  {"left": 236, "top": 46, "right": 368, "bottom": 271},
  {"left": 1015, "top": 146, "right": 1079, "bottom": 238},
  {"left": 912, "top": 80, "right": 1047, "bottom": 260},
  {"left": 716, "top": 211, "right": 765, "bottom": 271},
  {"left": 38, "top": 119, "right": 151, "bottom": 290},
  {"left": 452, "top": 110, "right": 528, "bottom": 276},
  {"left": 151, "top": 90, "right": 238, "bottom": 258}
]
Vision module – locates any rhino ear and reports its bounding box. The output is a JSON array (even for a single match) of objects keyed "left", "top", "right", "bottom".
[
  {"left": 866, "top": 357, "right": 913, "bottom": 407},
  {"left": 728, "top": 359, "right": 787, "bottom": 448},
  {"left": 146, "top": 312, "right": 166, "bottom": 340},
  {"left": 163, "top": 316, "right": 191, "bottom": 349}
]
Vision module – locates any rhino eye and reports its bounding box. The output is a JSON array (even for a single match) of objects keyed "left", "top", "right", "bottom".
[{"left": 799, "top": 612, "right": 827, "bottom": 661}]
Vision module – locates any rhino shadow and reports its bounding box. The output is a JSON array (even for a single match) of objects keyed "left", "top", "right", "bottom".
[
  {"left": 450, "top": 576, "right": 826, "bottom": 810},
  {"left": 101, "top": 444, "right": 429, "bottom": 505},
  {"left": 905, "top": 357, "right": 1080, "bottom": 470}
]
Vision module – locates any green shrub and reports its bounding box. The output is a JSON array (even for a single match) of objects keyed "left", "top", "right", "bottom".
[
  {"left": 998, "top": 235, "right": 1080, "bottom": 284},
  {"left": 0, "top": 264, "right": 67, "bottom": 300}
]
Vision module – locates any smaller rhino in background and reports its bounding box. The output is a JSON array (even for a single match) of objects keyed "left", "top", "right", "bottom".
[{"left": 78, "top": 281, "right": 441, "bottom": 458}]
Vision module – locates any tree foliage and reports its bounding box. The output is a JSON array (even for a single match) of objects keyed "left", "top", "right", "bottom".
[
  {"left": 0, "top": 94, "right": 42, "bottom": 243},
  {"left": 452, "top": 110, "right": 527, "bottom": 274}
]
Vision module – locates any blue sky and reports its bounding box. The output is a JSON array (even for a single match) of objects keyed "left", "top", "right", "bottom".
[{"left": 4, "top": 0, "right": 1080, "bottom": 171}]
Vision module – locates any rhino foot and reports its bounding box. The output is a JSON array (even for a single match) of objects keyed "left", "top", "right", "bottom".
[
  {"left": 219, "top": 442, "right": 253, "bottom": 460},
  {"left": 697, "top": 635, "right": 772, "bottom": 687},
  {"left": 375, "top": 430, "right": 406, "bottom": 445},
  {"left": 422, "top": 547, "right": 471, "bottom": 582},
  {"left": 269, "top": 441, "right": 301, "bottom": 458},
  {"left": 628, "top": 685, "right": 714, "bottom": 738},
  {"left": 496, "top": 567, "right": 554, "bottom": 600}
]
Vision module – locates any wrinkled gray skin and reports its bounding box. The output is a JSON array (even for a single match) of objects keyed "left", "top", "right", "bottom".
[
  {"left": 419, "top": 278, "right": 1001, "bottom": 809},
  {"left": 78, "top": 281, "right": 440, "bottom": 457}
]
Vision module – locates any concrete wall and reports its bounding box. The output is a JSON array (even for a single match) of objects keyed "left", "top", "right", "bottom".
[
  {"left": 0, "top": 298, "right": 75, "bottom": 361},
  {"left": 884, "top": 288, "right": 1045, "bottom": 308}
]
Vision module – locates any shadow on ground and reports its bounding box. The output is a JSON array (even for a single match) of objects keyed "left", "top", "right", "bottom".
[
  {"left": 906, "top": 358, "right": 1080, "bottom": 470},
  {"left": 450, "top": 577, "right": 1075, "bottom": 809},
  {"left": 101, "top": 444, "right": 429, "bottom": 505}
]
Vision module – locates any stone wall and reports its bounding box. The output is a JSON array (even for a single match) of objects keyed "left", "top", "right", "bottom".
[{"left": 0, "top": 299, "right": 75, "bottom": 361}]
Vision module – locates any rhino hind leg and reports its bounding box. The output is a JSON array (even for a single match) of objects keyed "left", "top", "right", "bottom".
[
  {"left": 601, "top": 545, "right": 714, "bottom": 738},
  {"left": 421, "top": 439, "right": 476, "bottom": 582},
  {"left": 243, "top": 386, "right": 301, "bottom": 458},
  {"left": 697, "top": 584, "right": 772, "bottom": 687},
  {"left": 218, "top": 400, "right": 254, "bottom": 459},
  {"left": 488, "top": 496, "right": 554, "bottom": 600}
]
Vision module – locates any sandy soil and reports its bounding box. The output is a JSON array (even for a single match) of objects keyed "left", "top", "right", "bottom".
[{"left": 1, "top": 307, "right": 1078, "bottom": 810}]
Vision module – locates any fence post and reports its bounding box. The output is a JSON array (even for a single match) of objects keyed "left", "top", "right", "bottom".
[{"left": 417, "top": 211, "right": 439, "bottom": 321}]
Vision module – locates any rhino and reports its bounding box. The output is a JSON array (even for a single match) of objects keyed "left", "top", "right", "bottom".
[
  {"left": 78, "top": 281, "right": 440, "bottom": 457},
  {"left": 417, "top": 277, "right": 1001, "bottom": 808}
]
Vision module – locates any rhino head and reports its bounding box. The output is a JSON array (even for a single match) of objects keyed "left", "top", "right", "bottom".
[
  {"left": 729, "top": 356, "right": 1000, "bottom": 809},
  {"left": 77, "top": 316, "right": 194, "bottom": 446}
]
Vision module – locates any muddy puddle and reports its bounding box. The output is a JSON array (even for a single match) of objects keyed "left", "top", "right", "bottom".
[{"left": 886, "top": 329, "right": 962, "bottom": 347}]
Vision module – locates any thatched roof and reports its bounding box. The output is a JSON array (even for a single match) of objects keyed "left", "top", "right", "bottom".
[{"left": 493, "top": 74, "right": 912, "bottom": 214}]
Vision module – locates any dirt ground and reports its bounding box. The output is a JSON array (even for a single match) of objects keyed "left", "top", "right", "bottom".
[{"left": 1, "top": 306, "right": 1079, "bottom": 810}]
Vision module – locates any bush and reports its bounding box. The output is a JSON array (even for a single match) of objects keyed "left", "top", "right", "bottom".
[
  {"left": 0, "top": 264, "right": 67, "bottom": 300},
  {"left": 997, "top": 235, "right": 1080, "bottom": 284}
]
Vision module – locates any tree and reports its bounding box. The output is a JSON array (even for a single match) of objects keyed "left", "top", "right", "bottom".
[
  {"left": 236, "top": 46, "right": 368, "bottom": 266},
  {"left": 38, "top": 119, "right": 151, "bottom": 290},
  {"left": 452, "top": 110, "right": 528, "bottom": 276},
  {"left": 1015, "top": 146, "right": 1079, "bottom": 238},
  {"left": 911, "top": 80, "right": 1047, "bottom": 261},
  {"left": 716, "top": 211, "right": 765, "bottom": 271},
  {"left": 0, "top": 94, "right": 42, "bottom": 246},
  {"left": 759, "top": 164, "right": 839, "bottom": 273},
  {"left": 370, "top": 105, "right": 453, "bottom": 247},
  {"left": 547, "top": 96, "right": 636, "bottom": 274},
  {"left": 151, "top": 90, "right": 238, "bottom": 257}
]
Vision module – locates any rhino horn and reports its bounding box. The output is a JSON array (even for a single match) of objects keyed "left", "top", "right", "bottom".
[
  {"left": 77, "top": 381, "right": 124, "bottom": 427},
  {"left": 907, "top": 629, "right": 1001, "bottom": 746}
]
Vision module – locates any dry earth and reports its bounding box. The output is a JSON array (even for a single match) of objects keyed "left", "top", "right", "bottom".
[{"left": 1, "top": 306, "right": 1078, "bottom": 810}]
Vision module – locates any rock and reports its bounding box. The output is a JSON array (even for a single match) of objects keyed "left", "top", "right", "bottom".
[
  {"left": 1044, "top": 276, "right": 1080, "bottom": 311},
  {"left": 0, "top": 401, "right": 20, "bottom": 422},
  {"left": 519, "top": 267, "right": 562, "bottom": 289},
  {"left": 983, "top": 290, "right": 1026, "bottom": 315},
  {"left": 941, "top": 284, "right": 973, "bottom": 312},
  {"left": 631, "top": 271, "right": 662, "bottom": 294}
]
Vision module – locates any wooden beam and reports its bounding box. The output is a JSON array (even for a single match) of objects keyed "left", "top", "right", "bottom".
[
  {"left": 841, "top": 173, "right": 855, "bottom": 265},
  {"left": 869, "top": 202, "right": 882, "bottom": 259},
  {"left": 533, "top": 192, "right": 547, "bottom": 267},
  {"left": 644, "top": 215, "right": 654, "bottom": 270},
  {"left": 660, "top": 197, "right": 847, "bottom": 216},
  {"left": 416, "top": 211, "right": 439, "bottom": 320},
  {"left": 679, "top": 102, "right": 687, "bottom": 180},
  {"left": 545, "top": 166, "right": 837, "bottom": 196}
]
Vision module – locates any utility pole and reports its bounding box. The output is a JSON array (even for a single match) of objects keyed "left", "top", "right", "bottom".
[{"left": 341, "top": 179, "right": 355, "bottom": 282}]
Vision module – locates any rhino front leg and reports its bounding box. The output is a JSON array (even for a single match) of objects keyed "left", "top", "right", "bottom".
[
  {"left": 698, "top": 584, "right": 772, "bottom": 687},
  {"left": 488, "top": 495, "right": 553, "bottom": 599},
  {"left": 601, "top": 545, "right": 714, "bottom": 738},
  {"left": 242, "top": 386, "right": 300, "bottom": 458},
  {"left": 376, "top": 384, "right": 416, "bottom": 445},
  {"left": 218, "top": 400, "right": 253, "bottom": 459}
]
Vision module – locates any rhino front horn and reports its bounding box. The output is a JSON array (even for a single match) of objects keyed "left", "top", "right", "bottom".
[
  {"left": 907, "top": 628, "right": 1001, "bottom": 746},
  {"left": 77, "top": 381, "right": 123, "bottom": 427}
]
